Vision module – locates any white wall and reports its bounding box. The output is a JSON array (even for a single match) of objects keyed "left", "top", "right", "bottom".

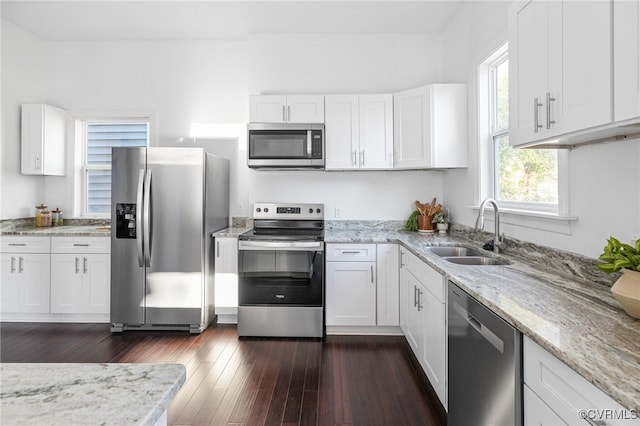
[
  {"left": 1, "top": 20, "right": 50, "bottom": 218},
  {"left": 440, "top": 2, "right": 640, "bottom": 258},
  {"left": 1, "top": 21, "right": 249, "bottom": 219}
]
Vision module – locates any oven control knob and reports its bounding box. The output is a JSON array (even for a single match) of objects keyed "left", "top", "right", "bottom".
[
  {"left": 264, "top": 208, "right": 269, "bottom": 213},
  {"left": 316, "top": 208, "right": 321, "bottom": 214},
  {"left": 308, "top": 208, "right": 313, "bottom": 214},
  {"left": 256, "top": 207, "right": 261, "bottom": 213}
]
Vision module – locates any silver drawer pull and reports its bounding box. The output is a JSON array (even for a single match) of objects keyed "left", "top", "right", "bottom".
[
  {"left": 340, "top": 251, "right": 361, "bottom": 254},
  {"left": 18, "top": 257, "right": 24, "bottom": 273},
  {"left": 73, "top": 243, "right": 90, "bottom": 247},
  {"left": 10, "top": 257, "right": 16, "bottom": 273},
  {"left": 8, "top": 243, "right": 27, "bottom": 246}
]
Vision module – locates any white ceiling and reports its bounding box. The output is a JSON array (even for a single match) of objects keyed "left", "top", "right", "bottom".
[{"left": 0, "top": 0, "right": 466, "bottom": 41}]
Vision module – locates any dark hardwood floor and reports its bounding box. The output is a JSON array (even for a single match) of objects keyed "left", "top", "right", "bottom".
[{"left": 0, "top": 322, "right": 445, "bottom": 426}]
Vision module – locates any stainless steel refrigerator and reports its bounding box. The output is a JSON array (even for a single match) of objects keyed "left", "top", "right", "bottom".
[{"left": 110, "top": 147, "right": 229, "bottom": 333}]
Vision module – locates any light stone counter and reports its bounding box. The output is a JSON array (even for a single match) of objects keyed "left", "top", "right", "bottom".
[
  {"left": 325, "top": 221, "right": 640, "bottom": 413},
  {"left": 0, "top": 218, "right": 110, "bottom": 237},
  {"left": 0, "top": 363, "right": 185, "bottom": 425}
]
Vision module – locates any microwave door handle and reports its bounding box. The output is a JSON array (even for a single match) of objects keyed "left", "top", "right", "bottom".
[{"left": 307, "top": 130, "right": 312, "bottom": 158}]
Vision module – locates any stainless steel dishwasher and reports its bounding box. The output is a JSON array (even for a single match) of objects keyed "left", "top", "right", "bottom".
[{"left": 448, "top": 281, "right": 522, "bottom": 426}]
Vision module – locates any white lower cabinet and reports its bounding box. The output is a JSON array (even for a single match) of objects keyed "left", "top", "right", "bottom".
[
  {"left": 399, "top": 246, "right": 447, "bottom": 408},
  {"left": 325, "top": 243, "right": 400, "bottom": 329},
  {"left": 51, "top": 237, "right": 110, "bottom": 315},
  {"left": 524, "top": 336, "right": 639, "bottom": 426},
  {"left": 326, "top": 260, "right": 376, "bottom": 326},
  {"left": 214, "top": 236, "right": 238, "bottom": 323},
  {"left": 1, "top": 236, "right": 51, "bottom": 314}
]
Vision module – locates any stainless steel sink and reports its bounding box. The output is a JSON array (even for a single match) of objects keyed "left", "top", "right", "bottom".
[
  {"left": 443, "top": 256, "right": 510, "bottom": 266},
  {"left": 428, "top": 246, "right": 486, "bottom": 257}
]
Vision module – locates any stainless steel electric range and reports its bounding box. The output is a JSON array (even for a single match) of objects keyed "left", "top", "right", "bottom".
[{"left": 237, "top": 203, "right": 324, "bottom": 338}]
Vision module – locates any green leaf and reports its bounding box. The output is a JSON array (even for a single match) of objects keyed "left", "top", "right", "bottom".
[{"left": 598, "top": 263, "right": 618, "bottom": 273}]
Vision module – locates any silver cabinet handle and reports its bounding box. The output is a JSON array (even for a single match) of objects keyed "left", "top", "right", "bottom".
[
  {"left": 282, "top": 105, "right": 286, "bottom": 122},
  {"left": 216, "top": 240, "right": 220, "bottom": 258},
  {"left": 18, "top": 257, "right": 24, "bottom": 273},
  {"left": 352, "top": 150, "right": 357, "bottom": 167},
  {"left": 83, "top": 257, "right": 87, "bottom": 274},
  {"left": 413, "top": 285, "right": 418, "bottom": 307},
  {"left": 534, "top": 97, "right": 543, "bottom": 133},
  {"left": 287, "top": 105, "right": 291, "bottom": 122},
  {"left": 8, "top": 243, "right": 26, "bottom": 246},
  {"left": 360, "top": 150, "right": 365, "bottom": 166},
  {"left": 10, "top": 257, "right": 16, "bottom": 273},
  {"left": 399, "top": 250, "right": 404, "bottom": 267},
  {"left": 75, "top": 257, "right": 79, "bottom": 274},
  {"left": 417, "top": 288, "right": 423, "bottom": 311},
  {"left": 546, "top": 92, "right": 556, "bottom": 129},
  {"left": 35, "top": 155, "right": 41, "bottom": 171},
  {"left": 370, "top": 265, "right": 374, "bottom": 283},
  {"left": 73, "top": 243, "right": 90, "bottom": 247},
  {"left": 341, "top": 251, "right": 361, "bottom": 254}
]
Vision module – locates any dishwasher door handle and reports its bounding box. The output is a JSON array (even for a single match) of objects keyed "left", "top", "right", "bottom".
[{"left": 453, "top": 301, "right": 505, "bottom": 354}]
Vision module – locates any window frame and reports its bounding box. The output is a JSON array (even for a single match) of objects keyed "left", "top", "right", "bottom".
[
  {"left": 478, "top": 42, "right": 571, "bottom": 220},
  {"left": 73, "top": 112, "right": 154, "bottom": 218}
]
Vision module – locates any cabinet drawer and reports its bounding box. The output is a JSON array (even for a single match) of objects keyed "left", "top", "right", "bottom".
[
  {"left": 52, "top": 237, "right": 110, "bottom": 254},
  {"left": 326, "top": 244, "right": 376, "bottom": 262},
  {"left": 1, "top": 236, "right": 50, "bottom": 253},
  {"left": 524, "top": 337, "right": 637, "bottom": 426},
  {"left": 422, "top": 262, "right": 445, "bottom": 302}
]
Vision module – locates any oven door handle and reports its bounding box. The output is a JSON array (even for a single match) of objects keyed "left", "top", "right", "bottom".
[{"left": 238, "top": 240, "right": 324, "bottom": 251}]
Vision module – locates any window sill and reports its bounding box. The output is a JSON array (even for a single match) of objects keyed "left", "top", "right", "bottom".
[{"left": 469, "top": 206, "right": 577, "bottom": 235}]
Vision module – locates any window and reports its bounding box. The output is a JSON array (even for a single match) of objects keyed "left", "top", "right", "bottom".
[
  {"left": 83, "top": 121, "right": 148, "bottom": 216},
  {"left": 481, "top": 44, "right": 566, "bottom": 215}
]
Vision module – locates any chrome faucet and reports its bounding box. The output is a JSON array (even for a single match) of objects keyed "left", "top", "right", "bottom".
[{"left": 475, "top": 198, "right": 504, "bottom": 253}]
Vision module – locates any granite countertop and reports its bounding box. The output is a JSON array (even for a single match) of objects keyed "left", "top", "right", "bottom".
[
  {"left": 325, "top": 223, "right": 640, "bottom": 413},
  {"left": 0, "top": 363, "right": 185, "bottom": 425},
  {"left": 0, "top": 219, "right": 111, "bottom": 237}
]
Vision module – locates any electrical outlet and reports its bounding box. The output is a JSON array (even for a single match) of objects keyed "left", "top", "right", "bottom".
[
  {"left": 237, "top": 204, "right": 243, "bottom": 214},
  {"left": 334, "top": 207, "right": 341, "bottom": 218}
]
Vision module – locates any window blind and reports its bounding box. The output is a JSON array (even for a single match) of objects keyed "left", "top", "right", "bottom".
[{"left": 86, "top": 122, "right": 148, "bottom": 215}]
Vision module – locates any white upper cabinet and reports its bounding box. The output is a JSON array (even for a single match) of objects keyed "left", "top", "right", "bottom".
[
  {"left": 21, "top": 104, "right": 67, "bottom": 176},
  {"left": 614, "top": 0, "right": 640, "bottom": 123},
  {"left": 393, "top": 84, "right": 467, "bottom": 169},
  {"left": 325, "top": 94, "right": 393, "bottom": 170},
  {"left": 509, "top": 0, "right": 613, "bottom": 147},
  {"left": 250, "top": 95, "right": 324, "bottom": 123}
]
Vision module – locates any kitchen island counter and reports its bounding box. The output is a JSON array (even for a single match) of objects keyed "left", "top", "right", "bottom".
[
  {"left": 0, "top": 363, "right": 185, "bottom": 426},
  {"left": 325, "top": 222, "right": 640, "bottom": 414}
]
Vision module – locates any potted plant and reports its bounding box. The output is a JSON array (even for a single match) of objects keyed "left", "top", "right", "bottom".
[
  {"left": 598, "top": 236, "right": 640, "bottom": 319},
  {"left": 432, "top": 213, "right": 449, "bottom": 234}
]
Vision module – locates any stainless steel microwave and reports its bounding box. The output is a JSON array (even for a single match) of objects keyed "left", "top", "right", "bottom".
[{"left": 247, "top": 123, "right": 325, "bottom": 169}]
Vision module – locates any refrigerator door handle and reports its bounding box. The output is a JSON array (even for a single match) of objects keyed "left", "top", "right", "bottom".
[
  {"left": 143, "top": 169, "right": 152, "bottom": 267},
  {"left": 136, "top": 169, "right": 145, "bottom": 267}
]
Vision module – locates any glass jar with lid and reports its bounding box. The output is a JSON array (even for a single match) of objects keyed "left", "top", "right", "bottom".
[
  {"left": 52, "top": 208, "right": 63, "bottom": 226},
  {"left": 35, "top": 204, "right": 47, "bottom": 227}
]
